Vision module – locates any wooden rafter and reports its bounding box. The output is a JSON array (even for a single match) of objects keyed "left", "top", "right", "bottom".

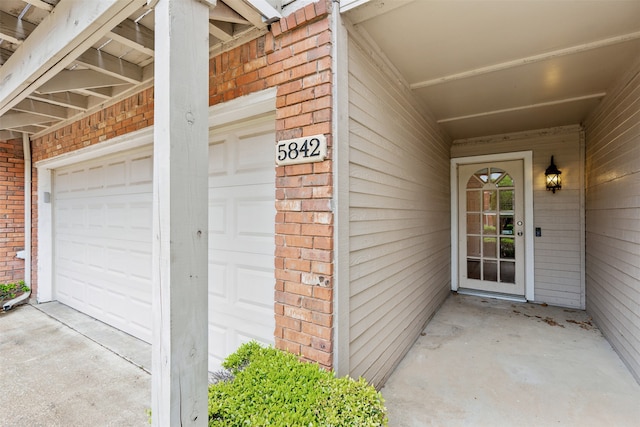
[
  {"left": 210, "top": 1, "right": 250, "bottom": 24},
  {"left": 12, "top": 98, "right": 71, "bottom": 119},
  {"left": 38, "top": 70, "right": 129, "bottom": 94},
  {"left": 222, "top": 0, "right": 266, "bottom": 28},
  {"left": 0, "top": 0, "right": 147, "bottom": 116},
  {"left": 108, "top": 19, "right": 155, "bottom": 57},
  {"left": 209, "top": 22, "right": 233, "bottom": 41},
  {"left": 23, "top": 0, "right": 54, "bottom": 12},
  {"left": 0, "top": 10, "right": 37, "bottom": 45},
  {"left": 29, "top": 92, "right": 89, "bottom": 111},
  {"left": 75, "top": 48, "right": 144, "bottom": 84},
  {"left": 0, "top": 112, "right": 53, "bottom": 128}
]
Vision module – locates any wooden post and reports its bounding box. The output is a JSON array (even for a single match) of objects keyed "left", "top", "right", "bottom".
[{"left": 151, "top": 0, "right": 209, "bottom": 425}]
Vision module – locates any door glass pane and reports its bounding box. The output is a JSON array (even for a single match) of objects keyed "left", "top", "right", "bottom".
[
  {"left": 483, "top": 190, "right": 497, "bottom": 211},
  {"left": 467, "top": 236, "right": 481, "bottom": 257},
  {"left": 500, "top": 261, "right": 515, "bottom": 283},
  {"left": 497, "top": 173, "right": 513, "bottom": 187},
  {"left": 467, "top": 190, "right": 481, "bottom": 211},
  {"left": 467, "top": 259, "right": 481, "bottom": 280},
  {"left": 499, "top": 189, "right": 514, "bottom": 210},
  {"left": 483, "top": 260, "right": 497, "bottom": 282},
  {"left": 467, "top": 213, "right": 481, "bottom": 234},
  {"left": 483, "top": 237, "right": 497, "bottom": 258},
  {"left": 466, "top": 175, "right": 483, "bottom": 189},
  {"left": 500, "top": 215, "right": 514, "bottom": 235},
  {"left": 489, "top": 169, "right": 504, "bottom": 183},
  {"left": 475, "top": 168, "right": 489, "bottom": 183},
  {"left": 483, "top": 214, "right": 497, "bottom": 235},
  {"left": 500, "top": 237, "right": 515, "bottom": 259}
]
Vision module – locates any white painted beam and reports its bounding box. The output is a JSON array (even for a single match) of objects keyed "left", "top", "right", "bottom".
[
  {"left": 0, "top": 112, "right": 53, "bottom": 128},
  {"left": 342, "top": 0, "right": 412, "bottom": 23},
  {"left": 0, "top": 0, "right": 147, "bottom": 116},
  {"left": 75, "top": 48, "right": 144, "bottom": 84},
  {"left": 151, "top": 0, "right": 209, "bottom": 425},
  {"left": 4, "top": 125, "right": 48, "bottom": 134},
  {"left": 223, "top": 0, "right": 266, "bottom": 28},
  {"left": 75, "top": 87, "right": 115, "bottom": 100},
  {"left": 109, "top": 19, "right": 155, "bottom": 57},
  {"left": 246, "top": 0, "right": 282, "bottom": 23},
  {"left": 29, "top": 92, "right": 89, "bottom": 111},
  {"left": 38, "top": 70, "right": 129, "bottom": 94},
  {"left": 210, "top": 1, "right": 250, "bottom": 24},
  {"left": 437, "top": 93, "right": 607, "bottom": 123},
  {"left": 411, "top": 31, "right": 640, "bottom": 90},
  {"left": 12, "top": 99, "right": 72, "bottom": 119},
  {"left": 209, "top": 22, "right": 233, "bottom": 42}
]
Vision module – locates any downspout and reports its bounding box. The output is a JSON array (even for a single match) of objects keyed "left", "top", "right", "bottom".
[{"left": 3, "top": 133, "right": 31, "bottom": 311}]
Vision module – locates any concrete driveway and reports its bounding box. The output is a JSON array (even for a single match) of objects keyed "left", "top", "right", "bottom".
[{"left": 0, "top": 303, "right": 150, "bottom": 426}]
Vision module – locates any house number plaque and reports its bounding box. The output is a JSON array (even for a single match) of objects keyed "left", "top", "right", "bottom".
[{"left": 276, "top": 134, "right": 327, "bottom": 166}]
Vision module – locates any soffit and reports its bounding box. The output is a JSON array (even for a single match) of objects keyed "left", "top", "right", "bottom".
[{"left": 343, "top": 0, "right": 640, "bottom": 141}]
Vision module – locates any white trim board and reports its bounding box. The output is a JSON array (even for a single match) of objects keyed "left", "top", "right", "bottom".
[
  {"left": 36, "top": 88, "right": 277, "bottom": 303},
  {"left": 450, "top": 151, "right": 535, "bottom": 302}
]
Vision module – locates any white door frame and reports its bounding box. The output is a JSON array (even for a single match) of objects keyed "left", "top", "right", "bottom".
[
  {"left": 451, "top": 151, "right": 535, "bottom": 301},
  {"left": 35, "top": 88, "right": 277, "bottom": 303}
]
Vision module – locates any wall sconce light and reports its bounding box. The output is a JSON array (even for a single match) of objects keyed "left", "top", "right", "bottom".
[{"left": 545, "top": 156, "right": 562, "bottom": 193}]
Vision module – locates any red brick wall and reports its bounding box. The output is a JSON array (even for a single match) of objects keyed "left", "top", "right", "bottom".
[
  {"left": 29, "top": 0, "right": 334, "bottom": 368},
  {"left": 0, "top": 139, "right": 25, "bottom": 284}
]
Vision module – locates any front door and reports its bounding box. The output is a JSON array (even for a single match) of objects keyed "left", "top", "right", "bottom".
[{"left": 458, "top": 160, "right": 525, "bottom": 296}]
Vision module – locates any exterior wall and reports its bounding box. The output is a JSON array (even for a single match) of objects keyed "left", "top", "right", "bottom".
[
  {"left": 584, "top": 61, "right": 640, "bottom": 382},
  {"left": 346, "top": 33, "right": 451, "bottom": 386},
  {"left": 29, "top": 0, "right": 335, "bottom": 369},
  {"left": 0, "top": 139, "right": 25, "bottom": 284},
  {"left": 451, "top": 126, "right": 585, "bottom": 308}
]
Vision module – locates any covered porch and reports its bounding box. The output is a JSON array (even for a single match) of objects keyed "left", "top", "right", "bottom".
[{"left": 381, "top": 293, "right": 640, "bottom": 425}]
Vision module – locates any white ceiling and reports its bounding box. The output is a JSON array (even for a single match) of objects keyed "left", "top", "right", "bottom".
[{"left": 343, "top": 0, "right": 640, "bottom": 140}]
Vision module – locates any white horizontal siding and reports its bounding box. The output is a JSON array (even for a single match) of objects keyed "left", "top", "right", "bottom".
[
  {"left": 584, "top": 61, "right": 640, "bottom": 382},
  {"left": 452, "top": 126, "right": 585, "bottom": 308},
  {"left": 347, "top": 34, "right": 451, "bottom": 387}
]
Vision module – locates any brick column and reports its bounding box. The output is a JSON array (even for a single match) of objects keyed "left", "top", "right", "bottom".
[{"left": 270, "top": 0, "right": 334, "bottom": 369}]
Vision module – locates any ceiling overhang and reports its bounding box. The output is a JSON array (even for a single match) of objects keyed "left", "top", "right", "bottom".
[{"left": 342, "top": 0, "right": 640, "bottom": 141}]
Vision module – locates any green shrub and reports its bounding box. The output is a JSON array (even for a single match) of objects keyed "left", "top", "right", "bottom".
[
  {"left": 0, "top": 280, "right": 29, "bottom": 301},
  {"left": 208, "top": 341, "right": 388, "bottom": 426}
]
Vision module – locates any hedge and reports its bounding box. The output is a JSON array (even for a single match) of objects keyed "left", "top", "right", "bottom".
[{"left": 208, "top": 341, "right": 388, "bottom": 426}]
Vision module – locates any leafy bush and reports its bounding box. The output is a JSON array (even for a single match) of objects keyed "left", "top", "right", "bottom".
[
  {"left": 208, "top": 341, "right": 388, "bottom": 426},
  {"left": 0, "top": 280, "right": 29, "bottom": 301}
]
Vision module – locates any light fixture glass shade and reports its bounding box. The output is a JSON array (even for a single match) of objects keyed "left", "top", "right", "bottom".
[{"left": 545, "top": 156, "right": 561, "bottom": 193}]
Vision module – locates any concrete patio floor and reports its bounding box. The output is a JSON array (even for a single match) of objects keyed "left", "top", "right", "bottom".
[
  {"left": 381, "top": 293, "right": 640, "bottom": 426},
  {"left": 3, "top": 294, "right": 640, "bottom": 426}
]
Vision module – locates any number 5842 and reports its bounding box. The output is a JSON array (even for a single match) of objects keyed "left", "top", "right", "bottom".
[{"left": 275, "top": 134, "right": 327, "bottom": 166}]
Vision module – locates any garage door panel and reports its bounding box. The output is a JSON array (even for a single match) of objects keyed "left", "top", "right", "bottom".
[
  {"left": 208, "top": 314, "right": 274, "bottom": 371},
  {"left": 54, "top": 116, "right": 275, "bottom": 359},
  {"left": 236, "top": 264, "right": 275, "bottom": 312},
  {"left": 236, "top": 131, "right": 275, "bottom": 173},
  {"left": 130, "top": 155, "right": 153, "bottom": 184}
]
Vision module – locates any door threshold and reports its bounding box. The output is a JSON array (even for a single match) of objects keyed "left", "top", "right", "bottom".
[{"left": 456, "top": 288, "right": 527, "bottom": 303}]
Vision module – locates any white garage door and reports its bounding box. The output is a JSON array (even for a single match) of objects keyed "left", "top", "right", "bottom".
[{"left": 53, "top": 115, "right": 276, "bottom": 369}]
